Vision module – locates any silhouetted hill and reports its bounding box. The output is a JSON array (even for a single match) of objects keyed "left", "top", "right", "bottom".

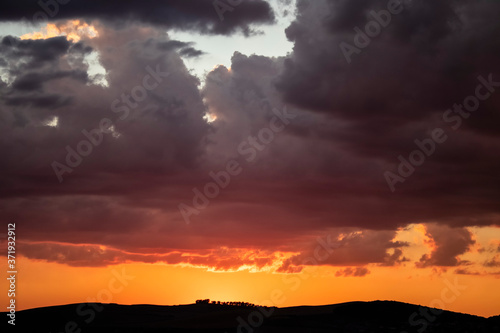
[{"left": 2, "top": 300, "right": 499, "bottom": 332}]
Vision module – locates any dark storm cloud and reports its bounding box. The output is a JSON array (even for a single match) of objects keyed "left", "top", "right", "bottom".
[
  {"left": 196, "top": 51, "right": 500, "bottom": 233},
  {"left": 11, "top": 70, "right": 88, "bottom": 91},
  {"left": 0, "top": 36, "right": 91, "bottom": 85},
  {"left": 0, "top": 36, "right": 89, "bottom": 110},
  {"left": 179, "top": 47, "right": 205, "bottom": 58},
  {"left": 279, "top": 0, "right": 500, "bottom": 137},
  {"left": 158, "top": 40, "right": 205, "bottom": 58},
  {"left": 0, "top": 0, "right": 275, "bottom": 35},
  {"left": 271, "top": 0, "right": 500, "bottom": 223},
  {"left": 4, "top": 93, "right": 72, "bottom": 109},
  {"left": 279, "top": 0, "right": 500, "bottom": 121},
  {"left": 0, "top": 36, "right": 92, "bottom": 69}
]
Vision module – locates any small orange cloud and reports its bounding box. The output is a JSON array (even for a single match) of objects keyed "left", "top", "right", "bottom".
[
  {"left": 335, "top": 266, "right": 370, "bottom": 277},
  {"left": 21, "top": 20, "right": 98, "bottom": 42}
]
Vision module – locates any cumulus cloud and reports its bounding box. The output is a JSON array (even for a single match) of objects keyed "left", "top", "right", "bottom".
[
  {"left": 277, "top": 229, "right": 408, "bottom": 272},
  {"left": 416, "top": 224, "right": 475, "bottom": 267},
  {"left": 0, "top": 25, "right": 210, "bottom": 183}
]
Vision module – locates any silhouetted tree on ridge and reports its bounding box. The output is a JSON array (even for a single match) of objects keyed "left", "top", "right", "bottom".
[{"left": 195, "top": 299, "right": 263, "bottom": 308}]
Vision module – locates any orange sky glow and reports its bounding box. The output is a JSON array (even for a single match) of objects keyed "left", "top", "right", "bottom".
[{"left": 2, "top": 224, "right": 499, "bottom": 317}]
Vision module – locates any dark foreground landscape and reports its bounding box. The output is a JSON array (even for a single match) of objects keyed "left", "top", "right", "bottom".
[{"left": 3, "top": 300, "right": 500, "bottom": 333}]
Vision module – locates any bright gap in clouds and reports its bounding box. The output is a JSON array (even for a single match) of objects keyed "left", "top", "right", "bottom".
[
  {"left": 168, "top": 0, "right": 296, "bottom": 83},
  {"left": 203, "top": 113, "right": 217, "bottom": 123},
  {"left": 43, "top": 116, "right": 59, "bottom": 128},
  {"left": 84, "top": 50, "right": 108, "bottom": 87}
]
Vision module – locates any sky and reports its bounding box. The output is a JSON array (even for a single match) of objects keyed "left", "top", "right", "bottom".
[{"left": 0, "top": 0, "right": 500, "bottom": 318}]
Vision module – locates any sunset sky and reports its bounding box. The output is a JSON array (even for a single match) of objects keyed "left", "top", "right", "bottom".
[{"left": 1, "top": 0, "right": 500, "bottom": 319}]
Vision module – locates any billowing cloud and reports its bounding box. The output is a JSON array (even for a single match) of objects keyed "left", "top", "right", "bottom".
[
  {"left": 416, "top": 224, "right": 475, "bottom": 267},
  {"left": 277, "top": 229, "right": 408, "bottom": 273},
  {"left": 0, "top": 24, "right": 210, "bottom": 185}
]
